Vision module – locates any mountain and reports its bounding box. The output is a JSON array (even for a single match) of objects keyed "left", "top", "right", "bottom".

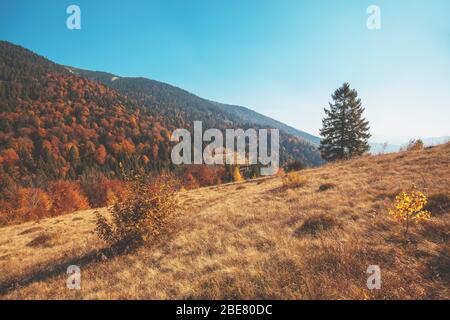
[
  {"left": 68, "top": 67, "right": 321, "bottom": 145},
  {"left": 65, "top": 67, "right": 324, "bottom": 167},
  {"left": 0, "top": 41, "right": 176, "bottom": 181},
  {"left": 0, "top": 41, "right": 323, "bottom": 189},
  {"left": 66, "top": 68, "right": 244, "bottom": 130},
  {"left": 214, "top": 104, "right": 321, "bottom": 145}
]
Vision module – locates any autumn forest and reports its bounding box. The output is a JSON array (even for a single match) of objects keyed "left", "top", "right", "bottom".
[{"left": 0, "top": 41, "right": 322, "bottom": 225}]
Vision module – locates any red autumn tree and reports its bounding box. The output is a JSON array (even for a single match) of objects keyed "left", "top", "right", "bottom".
[
  {"left": 1, "top": 148, "right": 19, "bottom": 167},
  {"left": 95, "top": 144, "right": 107, "bottom": 165},
  {"left": 48, "top": 181, "right": 89, "bottom": 215},
  {"left": 17, "top": 187, "right": 52, "bottom": 220}
]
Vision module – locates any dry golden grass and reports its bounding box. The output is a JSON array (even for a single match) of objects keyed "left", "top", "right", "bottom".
[
  {"left": 282, "top": 171, "right": 309, "bottom": 189},
  {"left": 0, "top": 144, "right": 449, "bottom": 300}
]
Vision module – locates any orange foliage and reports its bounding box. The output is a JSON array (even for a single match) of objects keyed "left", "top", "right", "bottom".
[
  {"left": 129, "top": 116, "right": 138, "bottom": 128},
  {"left": 142, "top": 155, "right": 150, "bottom": 165},
  {"left": 48, "top": 181, "right": 89, "bottom": 215},
  {"left": 80, "top": 172, "right": 126, "bottom": 208},
  {"left": 107, "top": 179, "right": 127, "bottom": 203},
  {"left": 122, "top": 139, "right": 136, "bottom": 155},
  {"left": 0, "top": 200, "right": 15, "bottom": 225},
  {"left": 198, "top": 166, "right": 216, "bottom": 186},
  {"left": 1, "top": 148, "right": 19, "bottom": 166},
  {"left": 95, "top": 145, "right": 107, "bottom": 165},
  {"left": 182, "top": 165, "right": 227, "bottom": 189},
  {"left": 152, "top": 144, "right": 159, "bottom": 159},
  {"left": 185, "top": 173, "right": 200, "bottom": 189},
  {"left": 17, "top": 188, "right": 52, "bottom": 220}
]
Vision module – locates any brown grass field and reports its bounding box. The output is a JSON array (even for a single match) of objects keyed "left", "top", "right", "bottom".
[{"left": 0, "top": 144, "right": 449, "bottom": 300}]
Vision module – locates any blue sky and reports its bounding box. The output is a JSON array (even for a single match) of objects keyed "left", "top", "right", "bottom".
[{"left": 1, "top": 0, "right": 449, "bottom": 140}]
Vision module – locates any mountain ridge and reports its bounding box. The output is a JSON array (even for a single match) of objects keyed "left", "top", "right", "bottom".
[{"left": 66, "top": 66, "right": 321, "bottom": 145}]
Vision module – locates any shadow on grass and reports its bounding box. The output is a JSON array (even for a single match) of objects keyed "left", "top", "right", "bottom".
[
  {"left": 268, "top": 185, "right": 286, "bottom": 194},
  {"left": 0, "top": 241, "right": 140, "bottom": 296}
]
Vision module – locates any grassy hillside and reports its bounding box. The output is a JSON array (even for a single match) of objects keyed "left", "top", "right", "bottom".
[{"left": 0, "top": 143, "right": 448, "bottom": 299}]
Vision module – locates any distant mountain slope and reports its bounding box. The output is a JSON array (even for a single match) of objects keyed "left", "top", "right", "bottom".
[
  {"left": 67, "top": 67, "right": 323, "bottom": 166},
  {"left": 214, "top": 104, "right": 321, "bottom": 145},
  {"left": 68, "top": 67, "right": 321, "bottom": 145},
  {"left": 67, "top": 68, "right": 246, "bottom": 126}
]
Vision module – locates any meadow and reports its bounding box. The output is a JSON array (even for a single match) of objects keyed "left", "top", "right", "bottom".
[{"left": 0, "top": 143, "right": 448, "bottom": 299}]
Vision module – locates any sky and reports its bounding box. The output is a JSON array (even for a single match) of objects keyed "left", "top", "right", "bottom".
[{"left": 1, "top": 0, "right": 449, "bottom": 141}]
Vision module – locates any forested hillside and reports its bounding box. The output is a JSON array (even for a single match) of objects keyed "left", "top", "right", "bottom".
[
  {"left": 0, "top": 40, "right": 322, "bottom": 225},
  {"left": 68, "top": 67, "right": 322, "bottom": 154},
  {"left": 0, "top": 42, "right": 176, "bottom": 180},
  {"left": 0, "top": 41, "right": 177, "bottom": 224}
]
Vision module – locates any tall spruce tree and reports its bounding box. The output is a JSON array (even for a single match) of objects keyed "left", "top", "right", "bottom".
[{"left": 319, "top": 83, "right": 371, "bottom": 161}]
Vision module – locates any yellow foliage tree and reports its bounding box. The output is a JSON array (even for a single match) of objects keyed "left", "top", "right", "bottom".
[
  {"left": 282, "top": 172, "right": 308, "bottom": 188},
  {"left": 233, "top": 166, "right": 243, "bottom": 182},
  {"left": 389, "top": 186, "right": 431, "bottom": 238}
]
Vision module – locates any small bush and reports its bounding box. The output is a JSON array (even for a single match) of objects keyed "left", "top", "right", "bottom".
[
  {"left": 406, "top": 139, "right": 424, "bottom": 151},
  {"left": 95, "top": 172, "right": 178, "bottom": 248},
  {"left": 80, "top": 172, "right": 125, "bottom": 208},
  {"left": 48, "top": 181, "right": 89, "bottom": 215},
  {"left": 388, "top": 186, "right": 431, "bottom": 238},
  {"left": 0, "top": 184, "right": 53, "bottom": 224},
  {"left": 184, "top": 173, "right": 200, "bottom": 190},
  {"left": 17, "top": 187, "right": 52, "bottom": 220},
  {"left": 233, "top": 167, "right": 244, "bottom": 182},
  {"left": 283, "top": 172, "right": 308, "bottom": 189}
]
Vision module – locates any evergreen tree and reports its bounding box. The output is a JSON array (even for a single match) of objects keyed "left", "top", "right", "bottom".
[
  {"left": 69, "top": 146, "right": 80, "bottom": 165},
  {"left": 319, "top": 83, "right": 371, "bottom": 161}
]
